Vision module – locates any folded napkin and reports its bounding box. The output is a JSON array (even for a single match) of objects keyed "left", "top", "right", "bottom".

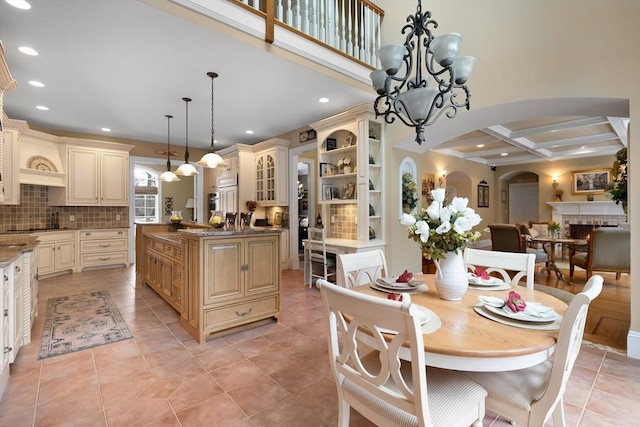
[
  {"left": 376, "top": 278, "right": 419, "bottom": 288},
  {"left": 478, "top": 296, "right": 555, "bottom": 318}
]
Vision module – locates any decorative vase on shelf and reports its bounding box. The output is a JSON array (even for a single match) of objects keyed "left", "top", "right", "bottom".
[
  {"left": 170, "top": 210, "right": 183, "bottom": 224},
  {"left": 433, "top": 251, "right": 468, "bottom": 301},
  {"left": 343, "top": 165, "right": 352, "bottom": 174}
]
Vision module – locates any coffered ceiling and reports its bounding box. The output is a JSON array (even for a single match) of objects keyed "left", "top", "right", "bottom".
[{"left": 0, "top": 0, "right": 629, "bottom": 166}]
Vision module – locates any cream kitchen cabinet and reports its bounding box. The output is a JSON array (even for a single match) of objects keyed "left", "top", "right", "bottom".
[
  {"left": 0, "top": 127, "right": 20, "bottom": 205},
  {"left": 78, "top": 229, "right": 129, "bottom": 271},
  {"left": 253, "top": 138, "right": 289, "bottom": 206},
  {"left": 35, "top": 231, "right": 76, "bottom": 277},
  {"left": 1, "top": 264, "right": 9, "bottom": 399},
  {"left": 49, "top": 144, "right": 131, "bottom": 206},
  {"left": 181, "top": 231, "right": 280, "bottom": 343}
]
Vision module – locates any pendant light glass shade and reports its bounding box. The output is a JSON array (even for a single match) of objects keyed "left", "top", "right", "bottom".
[
  {"left": 175, "top": 97, "right": 199, "bottom": 176},
  {"left": 197, "top": 72, "right": 224, "bottom": 168},
  {"left": 157, "top": 114, "right": 180, "bottom": 182}
]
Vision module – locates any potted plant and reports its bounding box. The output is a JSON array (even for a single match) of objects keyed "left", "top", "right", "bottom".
[
  {"left": 608, "top": 147, "right": 627, "bottom": 213},
  {"left": 337, "top": 157, "right": 352, "bottom": 174}
]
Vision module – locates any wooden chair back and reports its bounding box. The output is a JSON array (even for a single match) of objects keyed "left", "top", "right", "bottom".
[
  {"left": 337, "top": 249, "right": 388, "bottom": 289},
  {"left": 464, "top": 248, "right": 536, "bottom": 289}
]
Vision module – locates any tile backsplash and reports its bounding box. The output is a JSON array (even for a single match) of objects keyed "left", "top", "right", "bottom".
[{"left": 0, "top": 184, "right": 129, "bottom": 231}]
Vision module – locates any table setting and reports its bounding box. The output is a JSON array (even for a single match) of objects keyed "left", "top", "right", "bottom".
[
  {"left": 467, "top": 267, "right": 512, "bottom": 291},
  {"left": 473, "top": 291, "right": 562, "bottom": 330}
]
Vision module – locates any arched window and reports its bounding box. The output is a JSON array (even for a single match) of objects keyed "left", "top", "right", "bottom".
[{"left": 134, "top": 166, "right": 161, "bottom": 223}]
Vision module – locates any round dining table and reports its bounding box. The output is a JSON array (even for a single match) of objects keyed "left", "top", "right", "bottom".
[{"left": 352, "top": 274, "right": 569, "bottom": 372}]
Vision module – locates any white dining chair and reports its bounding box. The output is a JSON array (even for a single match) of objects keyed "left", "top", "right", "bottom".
[
  {"left": 458, "top": 274, "right": 604, "bottom": 427},
  {"left": 306, "top": 227, "right": 336, "bottom": 287},
  {"left": 316, "top": 278, "right": 487, "bottom": 427},
  {"left": 337, "top": 249, "right": 388, "bottom": 289},
  {"left": 464, "top": 248, "right": 536, "bottom": 289}
]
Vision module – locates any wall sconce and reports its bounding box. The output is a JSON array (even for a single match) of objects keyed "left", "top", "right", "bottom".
[
  {"left": 552, "top": 175, "right": 558, "bottom": 189},
  {"left": 438, "top": 170, "right": 447, "bottom": 186}
]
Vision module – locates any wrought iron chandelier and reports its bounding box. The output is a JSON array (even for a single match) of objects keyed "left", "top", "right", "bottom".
[
  {"left": 197, "top": 72, "right": 224, "bottom": 168},
  {"left": 157, "top": 114, "right": 180, "bottom": 182},
  {"left": 175, "top": 97, "right": 199, "bottom": 176},
  {"left": 370, "top": 0, "right": 475, "bottom": 145}
]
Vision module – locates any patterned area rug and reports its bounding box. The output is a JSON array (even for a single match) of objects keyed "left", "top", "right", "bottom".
[{"left": 38, "top": 290, "right": 133, "bottom": 360}]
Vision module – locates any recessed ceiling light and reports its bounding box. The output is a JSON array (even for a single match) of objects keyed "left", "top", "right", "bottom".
[
  {"left": 101, "top": 128, "right": 111, "bottom": 132},
  {"left": 18, "top": 46, "right": 38, "bottom": 56},
  {"left": 245, "top": 130, "right": 254, "bottom": 135},
  {"left": 318, "top": 97, "right": 329, "bottom": 103},
  {"left": 476, "top": 144, "right": 485, "bottom": 148},
  {"left": 580, "top": 146, "right": 587, "bottom": 149},
  {"left": 501, "top": 152, "right": 508, "bottom": 156},
  {"left": 35, "top": 105, "right": 49, "bottom": 111},
  {"left": 6, "top": 0, "right": 31, "bottom": 10},
  {"left": 28, "top": 80, "right": 45, "bottom": 87}
]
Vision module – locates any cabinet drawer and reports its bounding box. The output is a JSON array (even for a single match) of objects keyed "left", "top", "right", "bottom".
[
  {"left": 203, "top": 295, "right": 279, "bottom": 332},
  {"left": 79, "top": 229, "right": 127, "bottom": 240},
  {"left": 34, "top": 230, "right": 75, "bottom": 243},
  {"left": 80, "top": 251, "right": 128, "bottom": 267},
  {"left": 80, "top": 239, "right": 128, "bottom": 253}
]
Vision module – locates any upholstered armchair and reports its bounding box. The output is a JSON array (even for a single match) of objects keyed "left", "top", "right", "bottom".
[
  {"left": 570, "top": 227, "right": 630, "bottom": 279},
  {"left": 488, "top": 224, "right": 548, "bottom": 264}
]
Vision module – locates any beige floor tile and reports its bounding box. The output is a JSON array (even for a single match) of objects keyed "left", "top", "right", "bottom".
[{"left": 1, "top": 266, "right": 639, "bottom": 427}]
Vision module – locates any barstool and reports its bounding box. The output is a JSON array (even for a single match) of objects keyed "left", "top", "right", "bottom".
[
  {"left": 305, "top": 227, "right": 336, "bottom": 287},
  {"left": 225, "top": 212, "right": 238, "bottom": 226}
]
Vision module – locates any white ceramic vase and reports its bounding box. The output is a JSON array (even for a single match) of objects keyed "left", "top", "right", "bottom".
[
  {"left": 433, "top": 250, "right": 469, "bottom": 301},
  {"left": 343, "top": 165, "right": 352, "bottom": 174}
]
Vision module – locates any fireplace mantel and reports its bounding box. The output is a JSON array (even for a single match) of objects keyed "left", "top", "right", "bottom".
[
  {"left": 547, "top": 201, "right": 625, "bottom": 216},
  {"left": 547, "top": 201, "right": 627, "bottom": 228}
]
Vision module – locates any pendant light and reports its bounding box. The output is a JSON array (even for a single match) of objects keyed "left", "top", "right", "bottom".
[
  {"left": 175, "top": 97, "right": 200, "bottom": 176},
  {"left": 197, "top": 72, "right": 224, "bottom": 168},
  {"left": 157, "top": 115, "right": 180, "bottom": 182}
]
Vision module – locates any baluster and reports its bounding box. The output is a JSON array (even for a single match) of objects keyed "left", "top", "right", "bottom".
[
  {"left": 338, "top": 0, "right": 346, "bottom": 52},
  {"left": 318, "top": 0, "right": 326, "bottom": 43},
  {"left": 285, "top": 0, "right": 293, "bottom": 26},
  {"left": 293, "top": 0, "right": 301, "bottom": 30},
  {"left": 346, "top": 0, "right": 353, "bottom": 56},
  {"left": 309, "top": 0, "right": 318, "bottom": 38},
  {"left": 372, "top": 7, "right": 380, "bottom": 66},
  {"left": 353, "top": 1, "right": 361, "bottom": 61},
  {"left": 300, "top": 0, "right": 308, "bottom": 34},
  {"left": 359, "top": 1, "right": 367, "bottom": 62},
  {"left": 276, "top": 0, "right": 283, "bottom": 21}
]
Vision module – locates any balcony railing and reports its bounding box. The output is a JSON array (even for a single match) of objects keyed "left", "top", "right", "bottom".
[{"left": 231, "top": 0, "right": 383, "bottom": 68}]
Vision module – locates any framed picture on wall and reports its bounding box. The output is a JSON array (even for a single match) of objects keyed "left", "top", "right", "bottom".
[{"left": 571, "top": 169, "right": 611, "bottom": 194}]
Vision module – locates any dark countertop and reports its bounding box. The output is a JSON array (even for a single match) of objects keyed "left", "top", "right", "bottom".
[{"left": 0, "top": 235, "right": 39, "bottom": 266}]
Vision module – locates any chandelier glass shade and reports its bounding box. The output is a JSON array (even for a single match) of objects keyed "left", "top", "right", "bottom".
[
  {"left": 370, "top": 0, "right": 475, "bottom": 145},
  {"left": 157, "top": 114, "right": 180, "bottom": 182},
  {"left": 197, "top": 72, "right": 224, "bottom": 168},
  {"left": 175, "top": 97, "right": 199, "bottom": 176}
]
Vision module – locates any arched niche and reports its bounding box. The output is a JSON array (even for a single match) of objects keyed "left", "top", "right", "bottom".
[{"left": 399, "top": 157, "right": 418, "bottom": 216}]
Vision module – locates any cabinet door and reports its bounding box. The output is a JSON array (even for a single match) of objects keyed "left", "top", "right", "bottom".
[
  {"left": 264, "top": 152, "right": 276, "bottom": 202},
  {"left": 255, "top": 155, "right": 265, "bottom": 202},
  {"left": 159, "top": 257, "right": 173, "bottom": 299},
  {"left": 11, "top": 264, "right": 24, "bottom": 363},
  {"left": 203, "top": 239, "right": 242, "bottom": 304},
  {"left": 245, "top": 236, "right": 279, "bottom": 296},
  {"left": 37, "top": 242, "right": 56, "bottom": 275},
  {"left": 56, "top": 240, "right": 76, "bottom": 271},
  {"left": 68, "top": 147, "right": 99, "bottom": 205},
  {"left": 100, "top": 150, "right": 129, "bottom": 205}
]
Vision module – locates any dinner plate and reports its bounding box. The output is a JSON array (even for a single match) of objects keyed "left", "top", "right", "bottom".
[
  {"left": 468, "top": 281, "right": 512, "bottom": 291},
  {"left": 473, "top": 306, "right": 562, "bottom": 331},
  {"left": 484, "top": 304, "right": 558, "bottom": 323},
  {"left": 468, "top": 277, "right": 504, "bottom": 287},
  {"left": 376, "top": 277, "right": 422, "bottom": 290},
  {"left": 369, "top": 283, "right": 426, "bottom": 294}
]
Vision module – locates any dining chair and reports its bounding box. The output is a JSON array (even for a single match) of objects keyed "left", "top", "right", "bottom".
[
  {"left": 488, "top": 224, "right": 548, "bottom": 268},
  {"left": 337, "top": 249, "right": 388, "bottom": 288},
  {"left": 458, "top": 274, "right": 604, "bottom": 427},
  {"left": 306, "top": 227, "right": 336, "bottom": 288},
  {"left": 464, "top": 248, "right": 536, "bottom": 289},
  {"left": 316, "top": 279, "right": 487, "bottom": 427}
]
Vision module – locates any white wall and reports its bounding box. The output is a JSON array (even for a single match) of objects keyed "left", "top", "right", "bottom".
[{"left": 376, "top": 0, "right": 640, "bottom": 356}]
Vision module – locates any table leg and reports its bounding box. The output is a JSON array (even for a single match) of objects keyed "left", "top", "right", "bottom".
[{"left": 539, "top": 241, "right": 573, "bottom": 284}]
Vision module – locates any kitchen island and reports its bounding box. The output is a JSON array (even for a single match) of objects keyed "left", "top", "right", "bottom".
[{"left": 139, "top": 225, "right": 282, "bottom": 343}]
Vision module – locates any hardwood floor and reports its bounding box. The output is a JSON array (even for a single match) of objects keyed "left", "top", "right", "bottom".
[{"left": 535, "top": 266, "right": 630, "bottom": 351}]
